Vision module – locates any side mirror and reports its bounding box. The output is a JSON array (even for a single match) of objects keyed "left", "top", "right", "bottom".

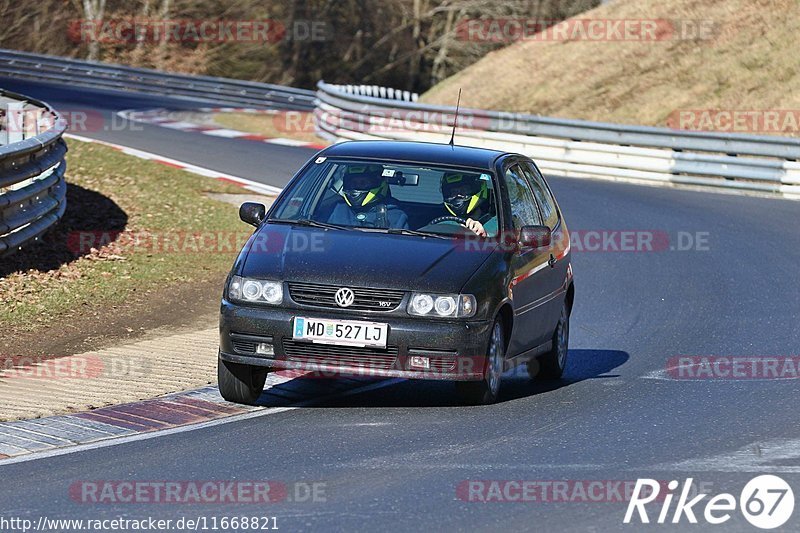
[
  {"left": 239, "top": 202, "right": 266, "bottom": 227},
  {"left": 519, "top": 225, "right": 551, "bottom": 251}
]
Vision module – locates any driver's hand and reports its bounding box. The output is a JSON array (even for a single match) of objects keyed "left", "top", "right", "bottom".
[{"left": 464, "top": 218, "right": 487, "bottom": 237}]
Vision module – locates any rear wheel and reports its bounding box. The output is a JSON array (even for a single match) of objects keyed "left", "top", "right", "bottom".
[
  {"left": 528, "top": 303, "right": 569, "bottom": 380},
  {"left": 218, "top": 356, "right": 268, "bottom": 405},
  {"left": 456, "top": 319, "right": 504, "bottom": 405}
]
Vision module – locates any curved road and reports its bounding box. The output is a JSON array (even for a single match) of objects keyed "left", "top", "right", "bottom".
[{"left": 1, "top": 78, "right": 799, "bottom": 532}]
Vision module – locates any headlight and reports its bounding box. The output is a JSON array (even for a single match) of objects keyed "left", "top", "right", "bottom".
[
  {"left": 408, "top": 292, "right": 476, "bottom": 318},
  {"left": 228, "top": 276, "right": 283, "bottom": 305}
]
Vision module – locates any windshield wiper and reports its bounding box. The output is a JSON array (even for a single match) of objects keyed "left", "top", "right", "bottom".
[
  {"left": 385, "top": 228, "right": 450, "bottom": 240},
  {"left": 267, "top": 218, "right": 349, "bottom": 231}
]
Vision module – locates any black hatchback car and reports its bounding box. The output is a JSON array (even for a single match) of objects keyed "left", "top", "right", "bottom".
[{"left": 218, "top": 141, "right": 573, "bottom": 405}]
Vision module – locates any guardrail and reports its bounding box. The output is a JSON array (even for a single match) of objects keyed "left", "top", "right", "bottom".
[
  {"left": 315, "top": 82, "right": 800, "bottom": 199},
  {"left": 333, "top": 84, "right": 419, "bottom": 102},
  {"left": 0, "top": 49, "right": 315, "bottom": 111},
  {"left": 0, "top": 89, "right": 67, "bottom": 257}
]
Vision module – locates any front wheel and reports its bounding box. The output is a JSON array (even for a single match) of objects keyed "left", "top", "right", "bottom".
[
  {"left": 528, "top": 302, "right": 569, "bottom": 380},
  {"left": 218, "top": 356, "right": 268, "bottom": 405},
  {"left": 456, "top": 319, "right": 505, "bottom": 405}
]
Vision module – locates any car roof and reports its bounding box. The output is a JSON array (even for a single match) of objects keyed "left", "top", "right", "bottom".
[{"left": 319, "top": 140, "right": 513, "bottom": 170}]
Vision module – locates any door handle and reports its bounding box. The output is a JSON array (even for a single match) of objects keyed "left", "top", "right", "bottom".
[{"left": 548, "top": 254, "right": 557, "bottom": 268}]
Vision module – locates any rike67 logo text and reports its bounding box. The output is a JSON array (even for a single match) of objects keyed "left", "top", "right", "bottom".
[{"left": 624, "top": 476, "right": 794, "bottom": 529}]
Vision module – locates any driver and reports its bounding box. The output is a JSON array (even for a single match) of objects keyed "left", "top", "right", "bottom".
[
  {"left": 440, "top": 172, "right": 497, "bottom": 237},
  {"left": 328, "top": 164, "right": 409, "bottom": 229}
]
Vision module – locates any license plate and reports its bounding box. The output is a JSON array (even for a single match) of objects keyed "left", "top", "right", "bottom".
[{"left": 293, "top": 317, "right": 388, "bottom": 348}]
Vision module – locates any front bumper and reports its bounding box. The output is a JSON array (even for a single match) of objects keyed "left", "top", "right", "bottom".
[{"left": 219, "top": 300, "right": 493, "bottom": 381}]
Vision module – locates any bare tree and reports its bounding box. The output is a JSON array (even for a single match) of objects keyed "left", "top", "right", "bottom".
[
  {"left": 72, "top": 0, "right": 108, "bottom": 60},
  {"left": 1, "top": 0, "right": 600, "bottom": 91}
]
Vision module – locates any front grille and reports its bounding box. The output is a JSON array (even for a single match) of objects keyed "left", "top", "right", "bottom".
[
  {"left": 282, "top": 339, "right": 399, "bottom": 370},
  {"left": 288, "top": 282, "right": 405, "bottom": 311}
]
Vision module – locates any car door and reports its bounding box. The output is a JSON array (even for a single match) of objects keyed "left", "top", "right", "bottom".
[
  {"left": 501, "top": 161, "right": 553, "bottom": 357},
  {"left": 520, "top": 161, "right": 570, "bottom": 339}
]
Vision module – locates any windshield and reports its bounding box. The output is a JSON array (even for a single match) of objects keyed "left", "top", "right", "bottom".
[{"left": 270, "top": 158, "right": 499, "bottom": 237}]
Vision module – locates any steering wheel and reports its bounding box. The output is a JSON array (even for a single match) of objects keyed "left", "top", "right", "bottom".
[{"left": 429, "top": 215, "right": 468, "bottom": 226}]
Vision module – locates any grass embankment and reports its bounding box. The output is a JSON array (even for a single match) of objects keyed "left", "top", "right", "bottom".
[
  {"left": 212, "top": 112, "right": 329, "bottom": 145},
  {"left": 422, "top": 0, "right": 800, "bottom": 135},
  {"left": 0, "top": 140, "right": 249, "bottom": 335}
]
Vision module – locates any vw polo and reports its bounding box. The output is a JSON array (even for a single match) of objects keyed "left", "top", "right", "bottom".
[{"left": 218, "top": 141, "right": 574, "bottom": 405}]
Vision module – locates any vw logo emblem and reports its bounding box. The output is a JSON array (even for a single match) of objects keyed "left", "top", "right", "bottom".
[{"left": 335, "top": 287, "right": 355, "bottom": 308}]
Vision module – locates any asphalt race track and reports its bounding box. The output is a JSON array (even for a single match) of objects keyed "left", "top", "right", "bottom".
[{"left": 2, "top": 79, "right": 800, "bottom": 531}]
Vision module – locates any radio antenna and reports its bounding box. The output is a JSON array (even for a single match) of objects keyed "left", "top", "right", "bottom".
[{"left": 449, "top": 88, "right": 462, "bottom": 146}]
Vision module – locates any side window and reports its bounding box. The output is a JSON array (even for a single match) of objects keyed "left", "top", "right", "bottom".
[
  {"left": 273, "top": 162, "right": 336, "bottom": 220},
  {"left": 521, "top": 162, "right": 559, "bottom": 229},
  {"left": 503, "top": 164, "right": 542, "bottom": 230}
]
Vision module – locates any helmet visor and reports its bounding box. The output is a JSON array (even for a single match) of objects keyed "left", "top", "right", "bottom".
[
  {"left": 342, "top": 166, "right": 386, "bottom": 208},
  {"left": 442, "top": 172, "right": 485, "bottom": 216}
]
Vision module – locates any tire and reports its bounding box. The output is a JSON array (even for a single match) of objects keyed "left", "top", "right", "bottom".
[
  {"left": 218, "top": 356, "right": 268, "bottom": 405},
  {"left": 528, "top": 302, "right": 569, "bottom": 380},
  {"left": 456, "top": 319, "right": 505, "bottom": 405}
]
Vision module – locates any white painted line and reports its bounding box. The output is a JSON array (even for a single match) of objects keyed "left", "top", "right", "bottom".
[
  {"left": 201, "top": 128, "right": 251, "bottom": 138},
  {"left": 267, "top": 138, "right": 314, "bottom": 146},
  {"left": 640, "top": 367, "right": 800, "bottom": 382},
  {"left": 158, "top": 122, "right": 203, "bottom": 130},
  {"left": 64, "top": 134, "right": 283, "bottom": 196},
  {"left": 158, "top": 121, "right": 203, "bottom": 130},
  {"left": 640, "top": 368, "right": 674, "bottom": 381}
]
